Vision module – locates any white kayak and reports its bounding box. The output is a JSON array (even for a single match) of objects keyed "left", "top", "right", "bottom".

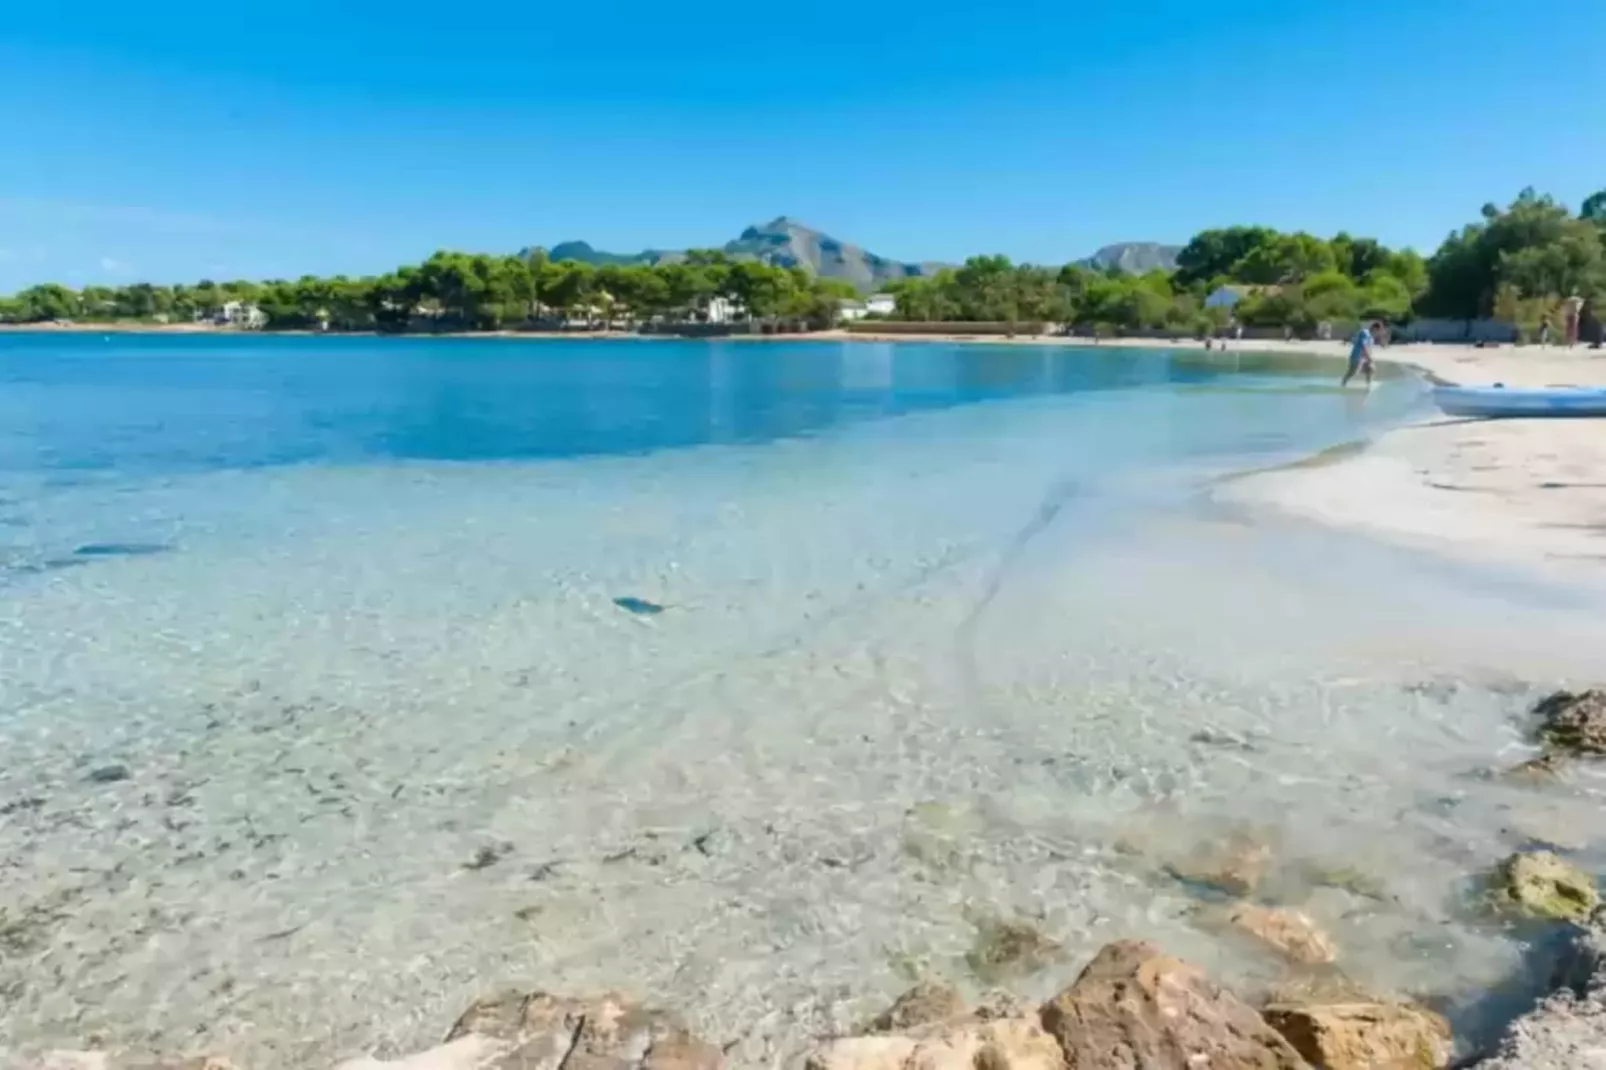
[{"left": 1432, "top": 384, "right": 1606, "bottom": 418}]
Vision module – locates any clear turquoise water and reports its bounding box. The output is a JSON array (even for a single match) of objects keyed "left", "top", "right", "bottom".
[
  {"left": 0, "top": 334, "right": 1413, "bottom": 572},
  {"left": 2, "top": 334, "right": 1602, "bottom": 1066}
]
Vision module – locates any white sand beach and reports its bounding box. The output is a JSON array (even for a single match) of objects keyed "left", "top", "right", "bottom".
[{"left": 1215, "top": 340, "right": 1606, "bottom": 584}]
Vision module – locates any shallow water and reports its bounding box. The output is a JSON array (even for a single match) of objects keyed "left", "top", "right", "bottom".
[{"left": 1, "top": 334, "right": 1603, "bottom": 1066}]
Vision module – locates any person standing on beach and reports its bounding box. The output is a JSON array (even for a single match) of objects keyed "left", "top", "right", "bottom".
[
  {"left": 1564, "top": 294, "right": 1584, "bottom": 346},
  {"left": 1342, "top": 320, "right": 1379, "bottom": 388}
]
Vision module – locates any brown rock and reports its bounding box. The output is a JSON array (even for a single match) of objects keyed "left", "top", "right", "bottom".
[
  {"left": 1228, "top": 904, "right": 1338, "bottom": 965},
  {"left": 1535, "top": 689, "right": 1606, "bottom": 755},
  {"left": 1165, "top": 835, "right": 1273, "bottom": 896},
  {"left": 436, "top": 989, "right": 723, "bottom": 1069},
  {"left": 1263, "top": 1001, "right": 1452, "bottom": 1070},
  {"left": 1258, "top": 971, "right": 1378, "bottom": 1008},
  {"left": 869, "top": 981, "right": 968, "bottom": 1033},
  {"left": 964, "top": 915, "right": 1061, "bottom": 984},
  {"left": 973, "top": 990, "right": 1030, "bottom": 1022},
  {"left": 806, "top": 1019, "right": 1065, "bottom": 1070},
  {"left": 1038, "top": 940, "right": 1308, "bottom": 1069},
  {"left": 910, "top": 1019, "right": 1066, "bottom": 1070},
  {"left": 804, "top": 1036, "right": 920, "bottom": 1070}
]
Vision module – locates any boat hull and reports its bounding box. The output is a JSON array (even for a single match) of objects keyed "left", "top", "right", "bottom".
[{"left": 1432, "top": 386, "right": 1606, "bottom": 418}]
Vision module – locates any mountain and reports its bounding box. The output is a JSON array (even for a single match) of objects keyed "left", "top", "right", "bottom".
[
  {"left": 720, "top": 217, "right": 949, "bottom": 291},
  {"left": 1076, "top": 242, "right": 1183, "bottom": 274},
  {"left": 521, "top": 218, "right": 945, "bottom": 291},
  {"left": 522, "top": 222, "right": 1182, "bottom": 288}
]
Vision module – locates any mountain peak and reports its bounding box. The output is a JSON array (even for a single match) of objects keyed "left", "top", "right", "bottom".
[{"left": 523, "top": 222, "right": 1179, "bottom": 290}]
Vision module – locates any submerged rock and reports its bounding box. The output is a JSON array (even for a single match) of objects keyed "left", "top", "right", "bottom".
[
  {"left": 964, "top": 915, "right": 1061, "bottom": 985},
  {"left": 1262, "top": 1000, "right": 1452, "bottom": 1070},
  {"left": 334, "top": 990, "right": 723, "bottom": 1069},
  {"left": 1038, "top": 940, "right": 1307, "bottom": 1068},
  {"left": 1304, "top": 862, "right": 1389, "bottom": 901},
  {"left": 85, "top": 764, "right": 131, "bottom": 784},
  {"left": 1164, "top": 834, "right": 1273, "bottom": 897},
  {"left": 1499, "top": 752, "right": 1570, "bottom": 786},
  {"left": 1495, "top": 850, "right": 1600, "bottom": 922},
  {"left": 1534, "top": 689, "right": 1606, "bottom": 756},
  {"left": 867, "top": 981, "right": 967, "bottom": 1033},
  {"left": 1226, "top": 904, "right": 1339, "bottom": 965}
]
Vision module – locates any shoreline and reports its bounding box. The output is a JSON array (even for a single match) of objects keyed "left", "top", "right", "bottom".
[
  {"left": 13, "top": 318, "right": 1605, "bottom": 582},
  {"left": 13, "top": 319, "right": 1604, "bottom": 582},
  {"left": 1220, "top": 342, "right": 1606, "bottom": 587}
]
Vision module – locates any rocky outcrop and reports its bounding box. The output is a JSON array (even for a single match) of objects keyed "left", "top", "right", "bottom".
[
  {"left": 1473, "top": 986, "right": 1606, "bottom": 1069},
  {"left": 1262, "top": 1000, "right": 1451, "bottom": 1069},
  {"left": 1474, "top": 921, "right": 1606, "bottom": 1068},
  {"left": 1226, "top": 904, "right": 1338, "bottom": 966},
  {"left": 1494, "top": 851, "right": 1600, "bottom": 922},
  {"left": 812, "top": 941, "right": 1331, "bottom": 1068},
  {"left": 1534, "top": 689, "right": 1606, "bottom": 756},
  {"left": 1037, "top": 940, "right": 1308, "bottom": 1068}
]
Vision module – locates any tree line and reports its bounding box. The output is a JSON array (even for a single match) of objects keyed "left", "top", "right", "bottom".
[
  {"left": 1, "top": 188, "right": 1602, "bottom": 337},
  {"left": 883, "top": 188, "right": 1604, "bottom": 336},
  {"left": 0, "top": 250, "right": 861, "bottom": 333}
]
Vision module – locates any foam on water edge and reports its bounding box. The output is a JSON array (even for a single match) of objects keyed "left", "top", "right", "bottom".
[{"left": 2, "top": 390, "right": 1604, "bottom": 1066}]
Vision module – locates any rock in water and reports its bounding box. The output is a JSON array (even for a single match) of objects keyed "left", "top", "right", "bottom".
[
  {"left": 1500, "top": 752, "right": 1570, "bottom": 785},
  {"left": 806, "top": 1019, "right": 1064, "bottom": 1070},
  {"left": 867, "top": 981, "right": 967, "bottom": 1033},
  {"left": 334, "top": 990, "right": 723, "bottom": 1069},
  {"left": 85, "top": 764, "right": 131, "bottom": 784},
  {"left": 1495, "top": 850, "right": 1600, "bottom": 922},
  {"left": 965, "top": 915, "right": 1062, "bottom": 984},
  {"left": 1262, "top": 1001, "right": 1452, "bottom": 1070},
  {"left": 1534, "top": 689, "right": 1606, "bottom": 755},
  {"left": 1227, "top": 904, "right": 1339, "bottom": 965},
  {"left": 613, "top": 596, "right": 667, "bottom": 617},
  {"left": 1164, "top": 834, "right": 1272, "bottom": 897},
  {"left": 1038, "top": 940, "right": 1307, "bottom": 1068}
]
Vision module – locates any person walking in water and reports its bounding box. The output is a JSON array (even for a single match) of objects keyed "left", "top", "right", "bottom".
[{"left": 1342, "top": 320, "right": 1379, "bottom": 388}]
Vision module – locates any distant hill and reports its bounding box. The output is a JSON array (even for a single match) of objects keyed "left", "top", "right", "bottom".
[
  {"left": 1076, "top": 242, "right": 1183, "bottom": 274},
  {"left": 521, "top": 222, "right": 1181, "bottom": 288},
  {"left": 521, "top": 218, "right": 944, "bottom": 292}
]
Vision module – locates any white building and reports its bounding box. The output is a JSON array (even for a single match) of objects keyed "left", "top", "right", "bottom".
[
  {"left": 837, "top": 300, "right": 869, "bottom": 322},
  {"left": 705, "top": 296, "right": 742, "bottom": 324},
  {"left": 866, "top": 293, "right": 897, "bottom": 317},
  {"left": 215, "top": 301, "right": 268, "bottom": 329}
]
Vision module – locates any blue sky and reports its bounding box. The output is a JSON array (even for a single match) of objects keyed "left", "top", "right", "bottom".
[{"left": 2, "top": 0, "right": 1602, "bottom": 291}]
